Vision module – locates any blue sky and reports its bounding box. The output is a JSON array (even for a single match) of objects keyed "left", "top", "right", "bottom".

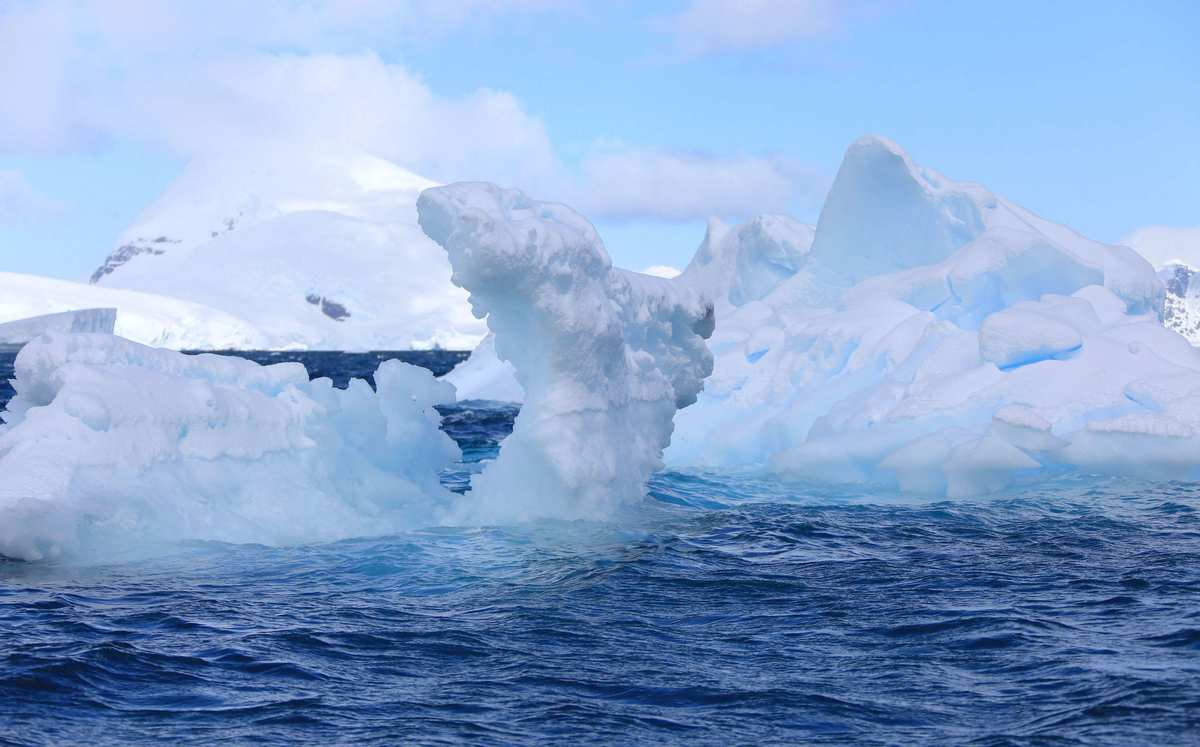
[{"left": 1, "top": 0, "right": 1197, "bottom": 280}]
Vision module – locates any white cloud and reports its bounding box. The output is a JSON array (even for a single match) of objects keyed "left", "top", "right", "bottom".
[
  {"left": 92, "top": 53, "right": 563, "bottom": 189},
  {"left": 0, "top": 170, "right": 61, "bottom": 222},
  {"left": 664, "top": 0, "right": 888, "bottom": 56},
  {"left": 1122, "top": 225, "right": 1200, "bottom": 269},
  {"left": 0, "top": 0, "right": 813, "bottom": 226},
  {"left": 0, "top": 0, "right": 571, "bottom": 153},
  {"left": 578, "top": 147, "right": 798, "bottom": 221}
]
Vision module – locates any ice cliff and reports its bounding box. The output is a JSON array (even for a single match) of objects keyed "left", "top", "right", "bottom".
[
  {"left": 418, "top": 183, "right": 714, "bottom": 521},
  {"left": 0, "top": 272, "right": 270, "bottom": 350},
  {"left": 0, "top": 308, "right": 116, "bottom": 344}
]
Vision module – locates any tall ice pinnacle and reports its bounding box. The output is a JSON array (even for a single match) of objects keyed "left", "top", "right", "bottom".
[{"left": 418, "top": 183, "right": 714, "bottom": 521}]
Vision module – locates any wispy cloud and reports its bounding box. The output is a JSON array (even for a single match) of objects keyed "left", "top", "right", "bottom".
[
  {"left": 0, "top": 0, "right": 816, "bottom": 226},
  {"left": 0, "top": 170, "right": 62, "bottom": 222},
  {"left": 662, "top": 0, "right": 891, "bottom": 57},
  {"left": 0, "top": 0, "right": 572, "bottom": 153},
  {"left": 1122, "top": 225, "right": 1200, "bottom": 269},
  {"left": 578, "top": 145, "right": 801, "bottom": 221}
]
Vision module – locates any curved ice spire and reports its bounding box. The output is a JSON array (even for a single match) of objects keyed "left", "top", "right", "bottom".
[{"left": 418, "top": 183, "right": 714, "bottom": 521}]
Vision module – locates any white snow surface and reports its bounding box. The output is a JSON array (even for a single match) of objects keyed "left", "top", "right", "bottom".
[
  {"left": 418, "top": 182, "right": 714, "bottom": 521},
  {"left": 0, "top": 333, "right": 460, "bottom": 561},
  {"left": 92, "top": 146, "right": 484, "bottom": 350},
  {"left": 0, "top": 272, "right": 270, "bottom": 350},
  {"left": 666, "top": 136, "right": 1198, "bottom": 495}
]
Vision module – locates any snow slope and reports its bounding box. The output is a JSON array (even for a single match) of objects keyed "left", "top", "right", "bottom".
[
  {"left": 0, "top": 272, "right": 270, "bottom": 349},
  {"left": 92, "top": 146, "right": 484, "bottom": 350},
  {"left": 666, "top": 136, "right": 1196, "bottom": 495}
]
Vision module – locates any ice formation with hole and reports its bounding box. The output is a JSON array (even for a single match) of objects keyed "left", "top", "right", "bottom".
[
  {"left": 0, "top": 333, "right": 460, "bottom": 561},
  {"left": 666, "top": 136, "right": 1200, "bottom": 495},
  {"left": 418, "top": 182, "right": 714, "bottom": 521}
]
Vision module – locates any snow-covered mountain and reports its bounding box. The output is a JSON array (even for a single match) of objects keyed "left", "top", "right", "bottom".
[
  {"left": 90, "top": 145, "right": 485, "bottom": 350},
  {"left": 1158, "top": 262, "right": 1200, "bottom": 345},
  {"left": 0, "top": 272, "right": 271, "bottom": 349}
]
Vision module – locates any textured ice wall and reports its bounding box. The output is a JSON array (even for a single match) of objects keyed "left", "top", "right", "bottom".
[
  {"left": 0, "top": 334, "right": 459, "bottom": 561},
  {"left": 418, "top": 183, "right": 714, "bottom": 521}
]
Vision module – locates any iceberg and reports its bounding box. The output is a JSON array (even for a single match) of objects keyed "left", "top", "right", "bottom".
[
  {"left": 418, "top": 183, "right": 714, "bottom": 521},
  {"left": 667, "top": 136, "right": 1200, "bottom": 495},
  {"left": 0, "top": 333, "right": 459, "bottom": 561}
]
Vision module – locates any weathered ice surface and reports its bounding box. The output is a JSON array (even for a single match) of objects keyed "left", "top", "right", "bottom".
[{"left": 419, "top": 182, "right": 714, "bottom": 521}]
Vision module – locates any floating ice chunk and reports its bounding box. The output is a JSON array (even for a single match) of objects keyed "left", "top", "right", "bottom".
[
  {"left": 0, "top": 334, "right": 459, "bottom": 561},
  {"left": 418, "top": 183, "right": 713, "bottom": 521}
]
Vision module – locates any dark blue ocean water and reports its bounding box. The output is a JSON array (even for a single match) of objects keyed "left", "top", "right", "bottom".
[{"left": 2, "top": 350, "right": 1199, "bottom": 745}]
